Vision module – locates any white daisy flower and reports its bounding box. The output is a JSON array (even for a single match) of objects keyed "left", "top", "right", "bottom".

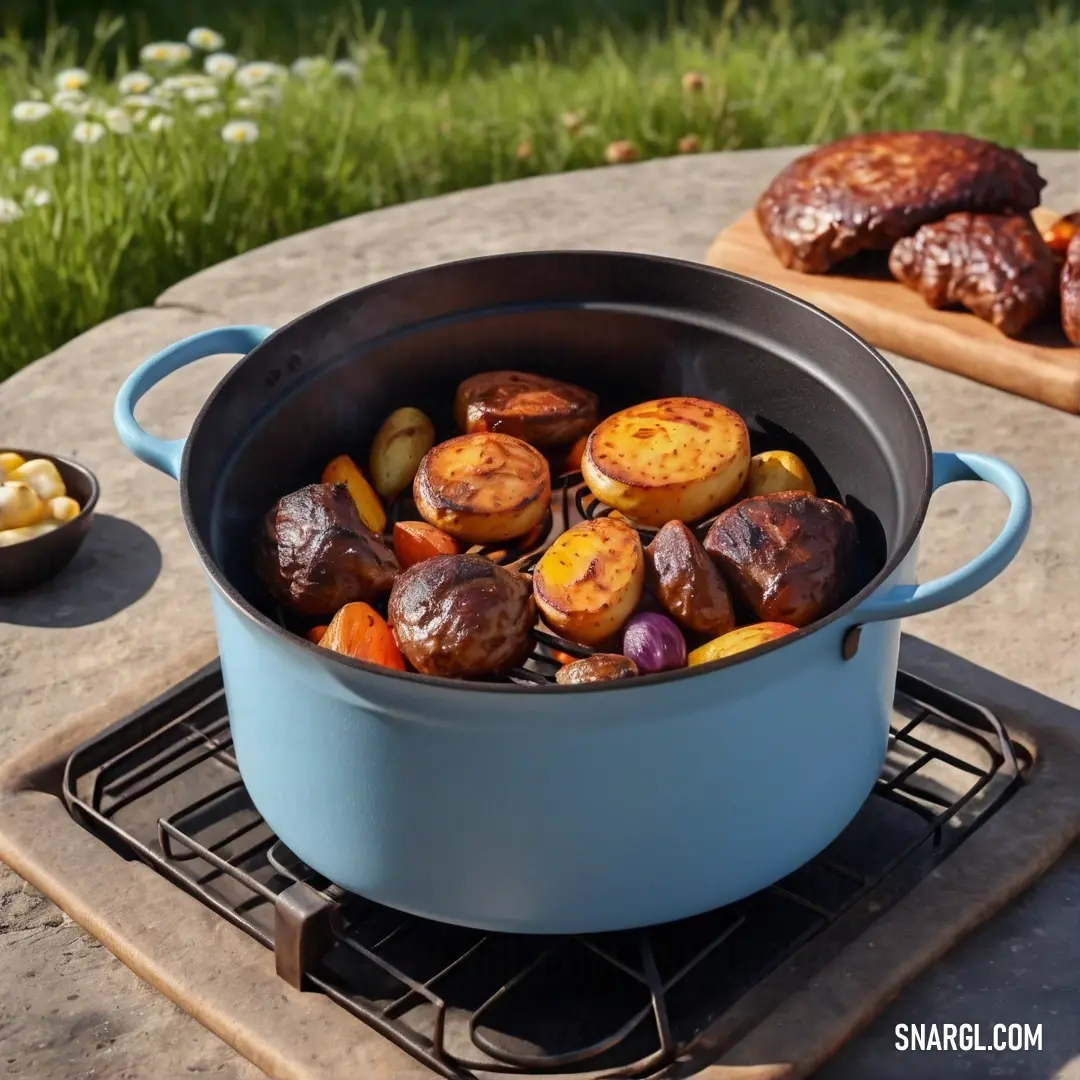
[
  {"left": 290, "top": 56, "right": 330, "bottom": 79},
  {"left": 186, "top": 27, "right": 225, "bottom": 51},
  {"left": 19, "top": 144, "right": 60, "bottom": 169},
  {"left": 331, "top": 59, "right": 362, "bottom": 82},
  {"left": 182, "top": 84, "right": 219, "bottom": 103},
  {"left": 163, "top": 73, "right": 213, "bottom": 91},
  {"left": 12, "top": 101, "right": 53, "bottom": 123},
  {"left": 221, "top": 119, "right": 259, "bottom": 144},
  {"left": 0, "top": 197, "right": 23, "bottom": 224},
  {"left": 104, "top": 107, "right": 133, "bottom": 134},
  {"left": 132, "top": 109, "right": 149, "bottom": 125},
  {"left": 23, "top": 186, "right": 51, "bottom": 207},
  {"left": 139, "top": 42, "right": 192, "bottom": 67},
  {"left": 52, "top": 91, "right": 90, "bottom": 116},
  {"left": 232, "top": 96, "right": 263, "bottom": 114},
  {"left": 204, "top": 52, "right": 239, "bottom": 79},
  {"left": 148, "top": 114, "right": 175, "bottom": 134},
  {"left": 252, "top": 84, "right": 282, "bottom": 106},
  {"left": 54, "top": 68, "right": 91, "bottom": 92},
  {"left": 121, "top": 94, "right": 156, "bottom": 109},
  {"left": 87, "top": 97, "right": 111, "bottom": 117},
  {"left": 72, "top": 121, "right": 106, "bottom": 145},
  {"left": 118, "top": 71, "right": 154, "bottom": 95},
  {"left": 235, "top": 61, "right": 286, "bottom": 89},
  {"left": 193, "top": 101, "right": 224, "bottom": 118}
]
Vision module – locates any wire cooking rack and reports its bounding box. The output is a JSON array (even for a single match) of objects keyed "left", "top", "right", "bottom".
[{"left": 62, "top": 659, "right": 1028, "bottom": 1079}]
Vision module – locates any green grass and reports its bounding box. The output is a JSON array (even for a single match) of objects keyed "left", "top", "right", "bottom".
[{"left": 0, "top": 3, "right": 1076, "bottom": 380}]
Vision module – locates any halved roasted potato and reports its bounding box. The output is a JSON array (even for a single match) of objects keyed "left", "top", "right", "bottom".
[
  {"left": 581, "top": 397, "right": 750, "bottom": 526},
  {"left": 532, "top": 516, "right": 644, "bottom": 645},
  {"left": 744, "top": 450, "right": 816, "bottom": 498},
  {"left": 413, "top": 432, "right": 551, "bottom": 544},
  {"left": 454, "top": 370, "right": 599, "bottom": 448}
]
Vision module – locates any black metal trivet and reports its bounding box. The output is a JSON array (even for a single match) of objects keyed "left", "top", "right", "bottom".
[{"left": 62, "top": 662, "right": 1028, "bottom": 1079}]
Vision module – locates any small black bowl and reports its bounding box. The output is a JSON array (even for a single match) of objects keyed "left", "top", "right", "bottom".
[{"left": 0, "top": 449, "right": 99, "bottom": 596}]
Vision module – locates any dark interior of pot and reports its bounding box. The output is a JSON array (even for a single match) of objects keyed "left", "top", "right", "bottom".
[{"left": 183, "top": 251, "right": 931, "bottom": 670}]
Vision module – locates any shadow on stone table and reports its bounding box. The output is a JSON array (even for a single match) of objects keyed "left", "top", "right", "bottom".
[{"left": 0, "top": 515, "right": 162, "bottom": 627}]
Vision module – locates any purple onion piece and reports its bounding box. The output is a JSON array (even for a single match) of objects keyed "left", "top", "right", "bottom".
[{"left": 621, "top": 611, "right": 687, "bottom": 673}]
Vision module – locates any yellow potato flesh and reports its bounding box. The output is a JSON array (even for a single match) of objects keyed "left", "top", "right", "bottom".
[
  {"left": 687, "top": 622, "right": 798, "bottom": 666},
  {"left": 0, "top": 452, "right": 26, "bottom": 480},
  {"left": 533, "top": 516, "right": 644, "bottom": 646},
  {"left": 0, "top": 522, "right": 59, "bottom": 547},
  {"left": 744, "top": 450, "right": 816, "bottom": 498},
  {"left": 414, "top": 432, "right": 551, "bottom": 544},
  {"left": 0, "top": 481, "right": 48, "bottom": 531},
  {"left": 368, "top": 406, "right": 436, "bottom": 500},
  {"left": 581, "top": 397, "right": 750, "bottom": 526},
  {"left": 9, "top": 458, "right": 66, "bottom": 501}
]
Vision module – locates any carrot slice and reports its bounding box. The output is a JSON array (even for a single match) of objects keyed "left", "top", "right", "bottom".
[
  {"left": 392, "top": 520, "right": 459, "bottom": 569},
  {"left": 319, "top": 603, "right": 406, "bottom": 670},
  {"left": 322, "top": 454, "right": 386, "bottom": 534},
  {"left": 305, "top": 625, "right": 329, "bottom": 645},
  {"left": 564, "top": 435, "right": 588, "bottom": 473}
]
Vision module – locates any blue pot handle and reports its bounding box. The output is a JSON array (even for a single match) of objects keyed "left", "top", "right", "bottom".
[
  {"left": 114, "top": 325, "right": 274, "bottom": 479},
  {"left": 855, "top": 450, "right": 1031, "bottom": 624}
]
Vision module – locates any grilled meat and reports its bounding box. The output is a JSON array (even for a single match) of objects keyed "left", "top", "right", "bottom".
[
  {"left": 555, "top": 654, "right": 639, "bottom": 685},
  {"left": 889, "top": 212, "right": 1058, "bottom": 337},
  {"left": 454, "top": 370, "right": 600, "bottom": 448},
  {"left": 254, "top": 483, "right": 399, "bottom": 617},
  {"left": 703, "top": 492, "right": 856, "bottom": 627},
  {"left": 756, "top": 132, "right": 1046, "bottom": 273},
  {"left": 388, "top": 554, "right": 535, "bottom": 678},
  {"left": 1062, "top": 232, "right": 1080, "bottom": 346},
  {"left": 645, "top": 520, "right": 735, "bottom": 636}
]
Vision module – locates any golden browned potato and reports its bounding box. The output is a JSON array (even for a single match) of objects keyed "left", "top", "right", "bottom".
[
  {"left": 581, "top": 397, "right": 750, "bottom": 526},
  {"left": 0, "top": 452, "right": 26, "bottom": 481},
  {"left": 413, "top": 432, "right": 551, "bottom": 544},
  {"left": 368, "top": 407, "right": 436, "bottom": 500},
  {"left": 0, "top": 522, "right": 59, "bottom": 547},
  {"left": 8, "top": 458, "right": 65, "bottom": 501},
  {"left": 744, "top": 450, "right": 816, "bottom": 498},
  {"left": 532, "top": 516, "right": 644, "bottom": 645},
  {"left": 687, "top": 623, "right": 798, "bottom": 666},
  {"left": 0, "top": 481, "right": 48, "bottom": 531},
  {"left": 454, "top": 370, "right": 599, "bottom": 448}
]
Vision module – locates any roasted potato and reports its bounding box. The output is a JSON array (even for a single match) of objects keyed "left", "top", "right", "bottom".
[
  {"left": 555, "top": 654, "right": 639, "bottom": 684},
  {"left": 532, "top": 516, "right": 644, "bottom": 646},
  {"left": 413, "top": 432, "right": 551, "bottom": 544},
  {"left": 254, "top": 483, "right": 400, "bottom": 617},
  {"left": 454, "top": 370, "right": 599, "bottom": 448},
  {"left": 581, "top": 397, "right": 750, "bottom": 526},
  {"left": 368, "top": 407, "right": 436, "bottom": 500},
  {"left": 703, "top": 492, "right": 856, "bottom": 627},
  {"left": 0, "top": 522, "right": 60, "bottom": 546},
  {"left": 8, "top": 458, "right": 66, "bottom": 501},
  {"left": 0, "top": 452, "right": 26, "bottom": 481},
  {"left": 389, "top": 554, "right": 535, "bottom": 677},
  {"left": 48, "top": 496, "right": 81, "bottom": 522},
  {"left": 687, "top": 623, "right": 798, "bottom": 666},
  {"left": 744, "top": 450, "right": 816, "bottom": 498},
  {"left": 646, "top": 520, "right": 735, "bottom": 636},
  {"left": 0, "top": 481, "right": 48, "bottom": 531}
]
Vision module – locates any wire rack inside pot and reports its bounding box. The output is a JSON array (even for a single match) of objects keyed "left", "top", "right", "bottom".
[{"left": 62, "top": 660, "right": 1029, "bottom": 1080}]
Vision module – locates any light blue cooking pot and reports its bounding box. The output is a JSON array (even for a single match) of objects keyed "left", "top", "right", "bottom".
[{"left": 113, "top": 252, "right": 1030, "bottom": 933}]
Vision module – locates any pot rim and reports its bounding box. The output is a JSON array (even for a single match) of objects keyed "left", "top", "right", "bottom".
[{"left": 178, "top": 249, "right": 933, "bottom": 693}]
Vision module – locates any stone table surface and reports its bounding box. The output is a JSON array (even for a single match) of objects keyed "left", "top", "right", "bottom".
[{"left": 1, "top": 146, "right": 1079, "bottom": 1080}]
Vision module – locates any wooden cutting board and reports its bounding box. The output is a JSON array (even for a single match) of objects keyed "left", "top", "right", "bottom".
[{"left": 704, "top": 207, "right": 1080, "bottom": 413}]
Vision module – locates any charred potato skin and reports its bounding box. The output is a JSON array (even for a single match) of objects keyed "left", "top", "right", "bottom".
[
  {"left": 555, "top": 654, "right": 639, "bottom": 685},
  {"left": 454, "top": 370, "right": 600, "bottom": 448},
  {"left": 254, "top": 483, "right": 400, "bottom": 618},
  {"left": 581, "top": 397, "right": 751, "bottom": 527},
  {"left": 388, "top": 554, "right": 535, "bottom": 678},
  {"left": 646, "top": 520, "right": 735, "bottom": 636},
  {"left": 413, "top": 432, "right": 552, "bottom": 544},
  {"left": 703, "top": 492, "right": 856, "bottom": 627}
]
